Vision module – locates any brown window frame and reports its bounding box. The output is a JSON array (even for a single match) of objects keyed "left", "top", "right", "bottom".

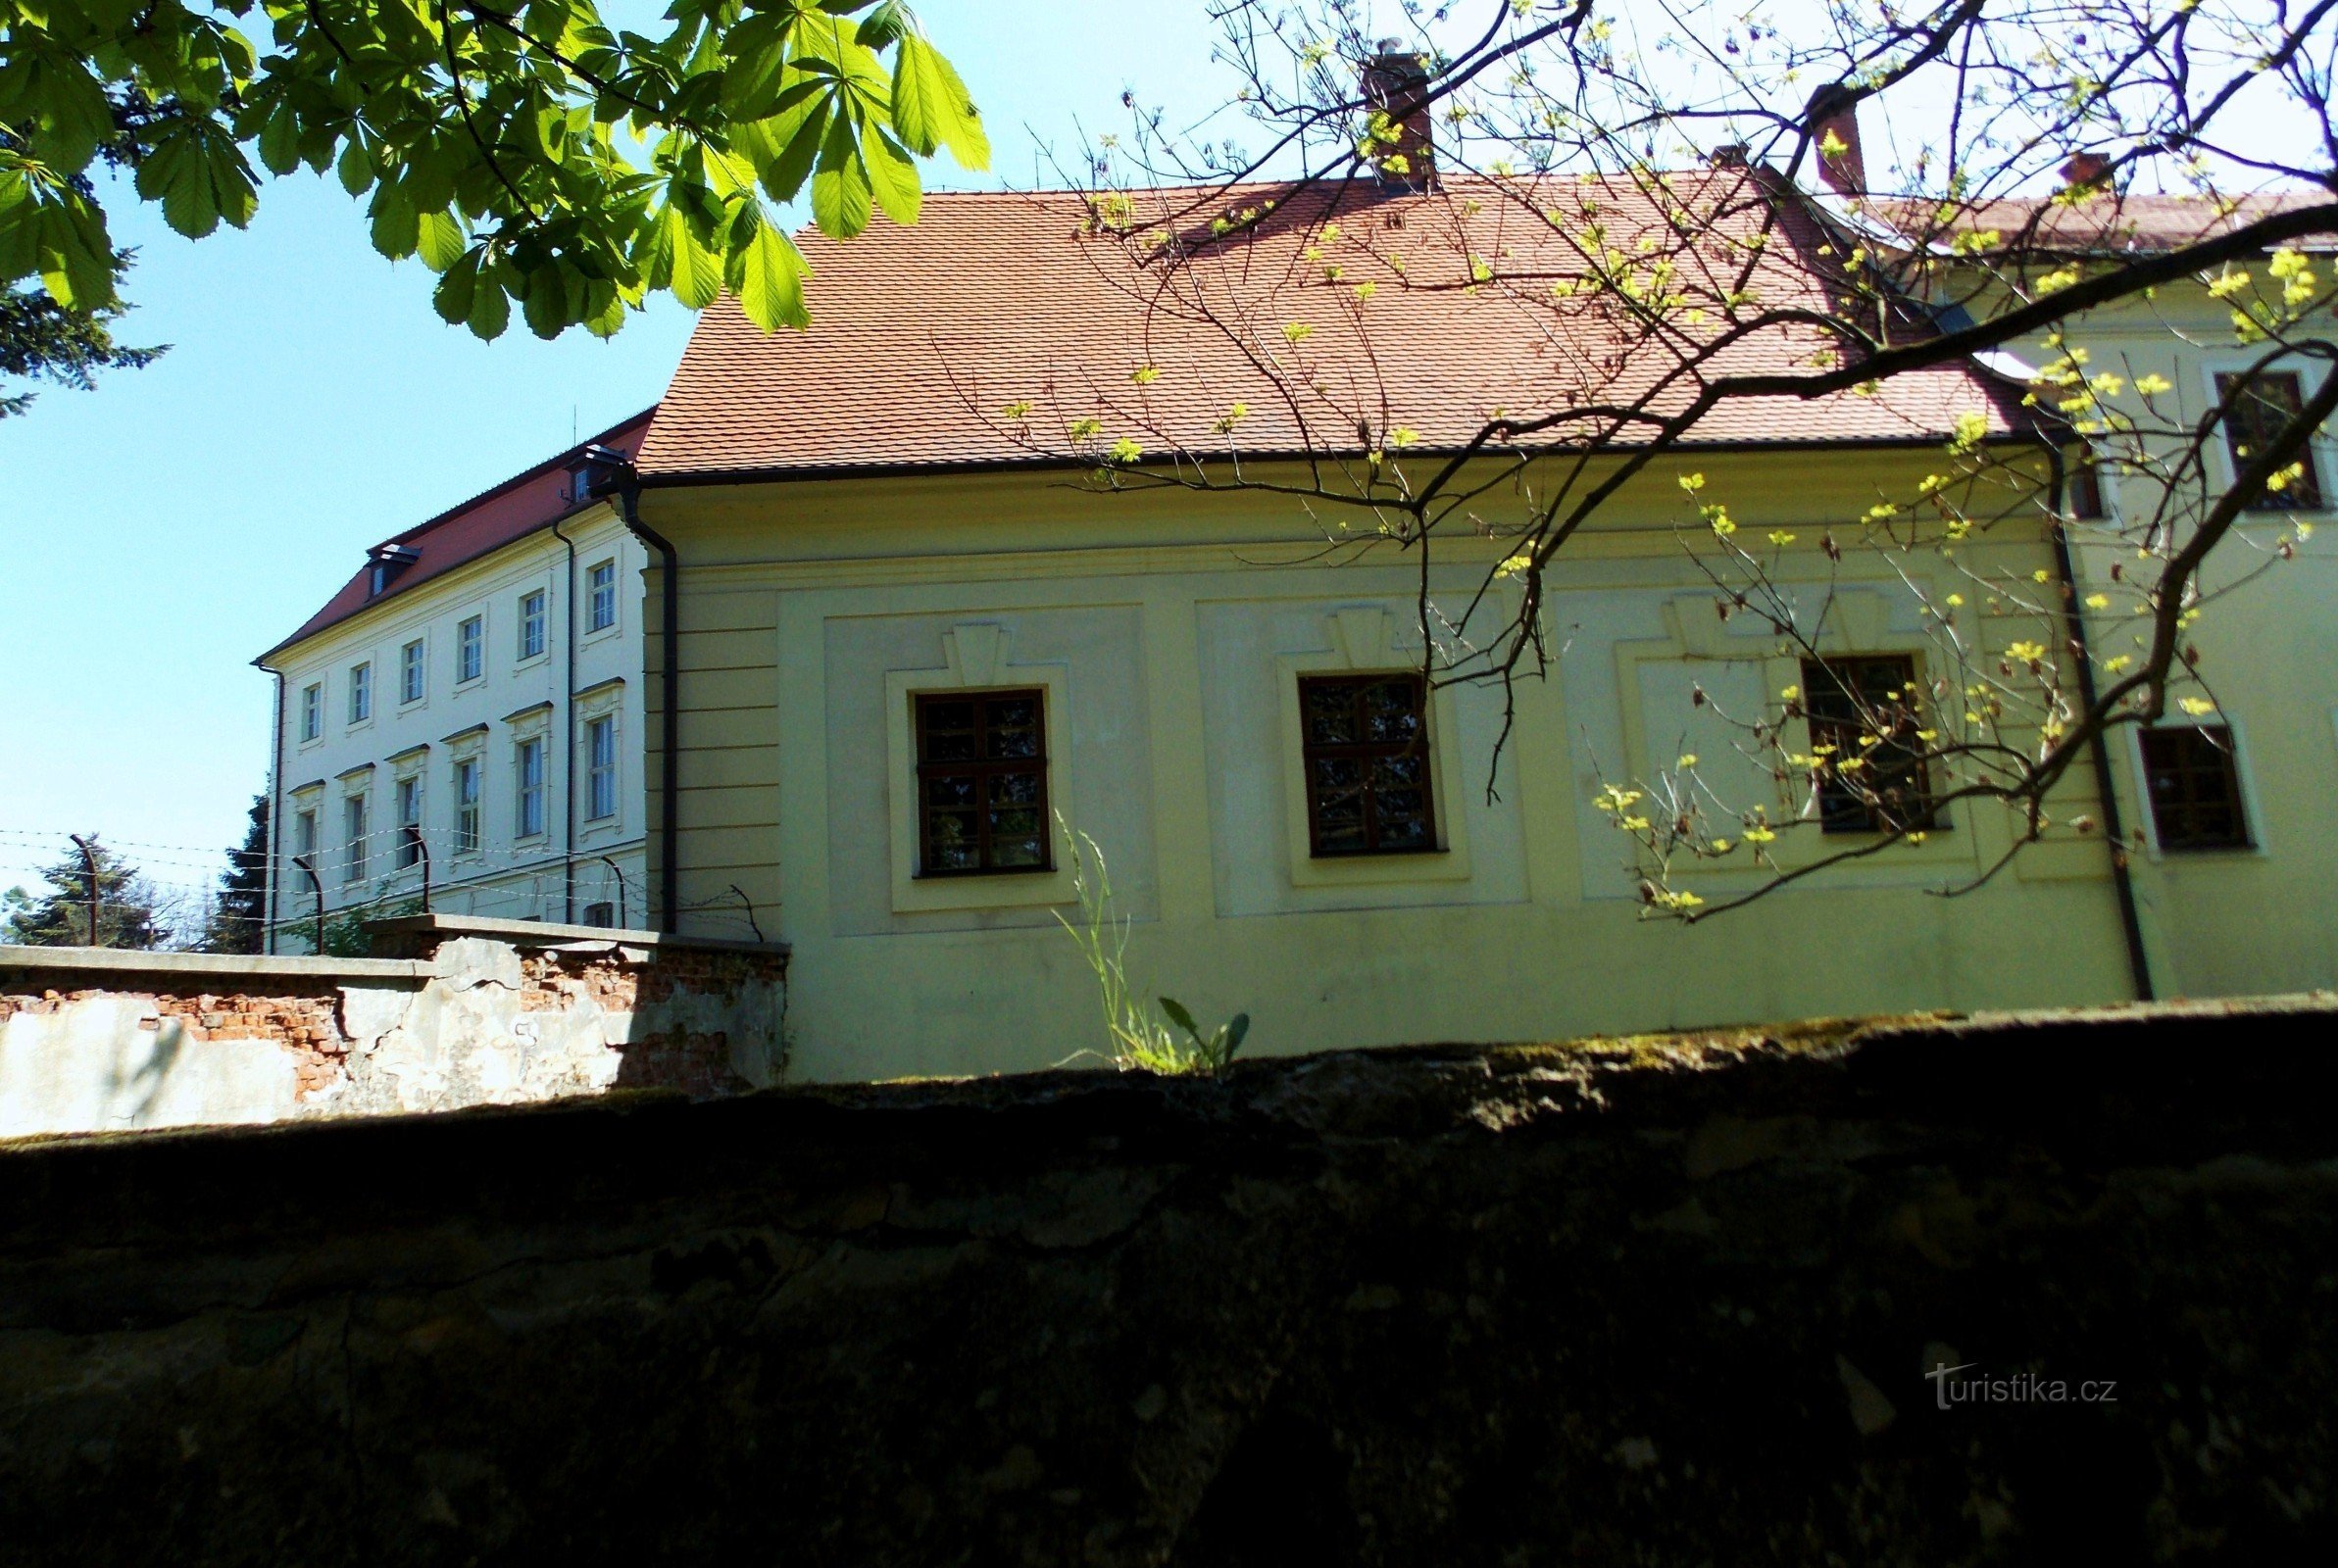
[
  {"left": 2066, "top": 443, "right": 2107, "bottom": 519},
  {"left": 913, "top": 688, "right": 1053, "bottom": 877},
  {"left": 1297, "top": 672, "right": 1439, "bottom": 858},
  {"left": 2215, "top": 370, "right": 2325, "bottom": 511},
  {"left": 2139, "top": 724, "right": 2252, "bottom": 852},
  {"left": 1800, "top": 653, "right": 1941, "bottom": 835}
]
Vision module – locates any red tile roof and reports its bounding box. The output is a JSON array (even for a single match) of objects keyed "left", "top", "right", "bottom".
[
  {"left": 1869, "top": 189, "right": 2336, "bottom": 257},
  {"left": 259, "top": 409, "right": 654, "bottom": 662},
  {"left": 639, "top": 171, "right": 2032, "bottom": 481}
]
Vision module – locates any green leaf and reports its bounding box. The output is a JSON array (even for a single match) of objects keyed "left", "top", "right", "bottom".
[
  {"left": 135, "top": 125, "right": 252, "bottom": 239},
  {"left": 432, "top": 251, "right": 479, "bottom": 325},
  {"left": 337, "top": 139, "right": 374, "bottom": 197},
  {"left": 658, "top": 201, "right": 725, "bottom": 310},
  {"left": 523, "top": 265, "right": 570, "bottom": 339},
  {"left": 862, "top": 122, "right": 920, "bottom": 225},
  {"left": 370, "top": 182, "right": 419, "bottom": 258},
  {"left": 1159, "top": 997, "right": 1199, "bottom": 1037},
  {"left": 257, "top": 100, "right": 301, "bottom": 177},
  {"left": 1222, "top": 1013, "right": 1249, "bottom": 1057},
  {"left": 467, "top": 272, "right": 511, "bottom": 340},
  {"left": 758, "top": 96, "right": 827, "bottom": 203},
  {"left": 810, "top": 112, "right": 871, "bottom": 238},
  {"left": 854, "top": 0, "right": 912, "bottom": 47},
  {"left": 733, "top": 219, "right": 809, "bottom": 330},
  {"left": 721, "top": 11, "right": 801, "bottom": 120},
  {"left": 417, "top": 210, "right": 467, "bottom": 272},
  {"left": 891, "top": 32, "right": 988, "bottom": 169}
]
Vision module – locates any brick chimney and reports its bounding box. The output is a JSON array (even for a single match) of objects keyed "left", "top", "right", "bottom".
[
  {"left": 1808, "top": 90, "right": 1865, "bottom": 196},
  {"left": 2061, "top": 152, "right": 2114, "bottom": 194},
  {"left": 1362, "top": 43, "right": 1435, "bottom": 191}
]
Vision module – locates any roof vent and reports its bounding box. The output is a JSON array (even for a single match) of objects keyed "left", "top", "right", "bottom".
[
  {"left": 1361, "top": 45, "right": 1435, "bottom": 192},
  {"left": 366, "top": 543, "right": 421, "bottom": 598}
]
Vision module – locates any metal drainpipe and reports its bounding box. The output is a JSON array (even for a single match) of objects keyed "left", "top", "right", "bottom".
[
  {"left": 263, "top": 667, "right": 284, "bottom": 955},
  {"left": 552, "top": 514, "right": 579, "bottom": 924},
  {"left": 605, "top": 472, "right": 679, "bottom": 933},
  {"left": 2041, "top": 439, "right": 2156, "bottom": 1002}
]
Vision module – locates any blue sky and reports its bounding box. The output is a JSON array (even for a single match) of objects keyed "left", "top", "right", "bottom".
[{"left": 0, "top": 0, "right": 1228, "bottom": 903}]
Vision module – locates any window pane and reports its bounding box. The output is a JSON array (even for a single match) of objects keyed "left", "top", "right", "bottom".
[
  {"left": 985, "top": 698, "right": 1042, "bottom": 758},
  {"left": 1303, "top": 682, "right": 1357, "bottom": 745}
]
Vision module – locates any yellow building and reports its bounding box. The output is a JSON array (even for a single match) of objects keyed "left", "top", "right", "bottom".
[
  {"left": 606, "top": 169, "right": 2332, "bottom": 1081},
  {"left": 1893, "top": 191, "right": 2338, "bottom": 1002}
]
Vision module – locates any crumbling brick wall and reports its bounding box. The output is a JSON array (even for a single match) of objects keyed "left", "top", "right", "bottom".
[
  {"left": 0, "top": 975, "right": 354, "bottom": 1100},
  {"left": 2, "top": 930, "right": 788, "bottom": 1139}
]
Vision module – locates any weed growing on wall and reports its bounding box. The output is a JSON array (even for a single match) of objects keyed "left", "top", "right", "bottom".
[{"left": 1053, "top": 815, "right": 1247, "bottom": 1075}]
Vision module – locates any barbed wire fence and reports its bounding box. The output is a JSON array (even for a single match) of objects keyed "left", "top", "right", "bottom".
[{"left": 0, "top": 825, "right": 763, "bottom": 954}]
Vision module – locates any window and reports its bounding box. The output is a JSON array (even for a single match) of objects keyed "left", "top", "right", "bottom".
[
  {"left": 454, "top": 758, "right": 481, "bottom": 854},
  {"left": 342, "top": 794, "right": 370, "bottom": 884},
  {"left": 519, "top": 591, "right": 547, "bottom": 660},
  {"left": 516, "top": 737, "right": 546, "bottom": 838},
  {"left": 2216, "top": 371, "right": 2325, "bottom": 510},
  {"left": 582, "top": 901, "right": 617, "bottom": 928},
  {"left": 586, "top": 714, "right": 618, "bottom": 820},
  {"left": 913, "top": 689, "right": 1049, "bottom": 874},
  {"left": 2140, "top": 725, "right": 2251, "bottom": 850},
  {"left": 299, "top": 683, "right": 323, "bottom": 743},
  {"left": 2067, "top": 445, "right": 2106, "bottom": 519},
  {"left": 1801, "top": 654, "right": 1938, "bottom": 833},
  {"left": 1297, "top": 673, "right": 1436, "bottom": 857},
  {"left": 394, "top": 775, "right": 423, "bottom": 867},
  {"left": 457, "top": 615, "right": 484, "bottom": 683},
  {"left": 348, "top": 662, "right": 372, "bottom": 724},
  {"left": 400, "top": 639, "right": 425, "bottom": 705},
  {"left": 570, "top": 463, "right": 595, "bottom": 509},
  {"left": 293, "top": 808, "right": 318, "bottom": 859},
  {"left": 588, "top": 560, "right": 618, "bottom": 632}
]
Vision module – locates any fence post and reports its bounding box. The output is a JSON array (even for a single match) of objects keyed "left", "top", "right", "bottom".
[
  {"left": 67, "top": 834, "right": 100, "bottom": 947},
  {"left": 404, "top": 826, "right": 432, "bottom": 913},
  {"left": 291, "top": 855, "right": 325, "bottom": 955}
]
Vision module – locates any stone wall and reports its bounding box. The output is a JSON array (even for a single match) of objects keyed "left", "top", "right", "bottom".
[
  {"left": 0, "top": 916, "right": 787, "bottom": 1139},
  {"left": 0, "top": 994, "right": 2331, "bottom": 1564}
]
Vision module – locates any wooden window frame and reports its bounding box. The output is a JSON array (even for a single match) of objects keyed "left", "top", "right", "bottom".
[
  {"left": 1800, "top": 653, "right": 1941, "bottom": 835},
  {"left": 913, "top": 688, "right": 1053, "bottom": 877},
  {"left": 2215, "top": 370, "right": 2325, "bottom": 511},
  {"left": 2138, "top": 724, "right": 2252, "bottom": 851},
  {"left": 1296, "top": 672, "right": 1439, "bottom": 858}
]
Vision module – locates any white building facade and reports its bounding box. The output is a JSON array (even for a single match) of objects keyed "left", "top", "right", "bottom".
[{"left": 256, "top": 413, "right": 652, "bottom": 949}]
